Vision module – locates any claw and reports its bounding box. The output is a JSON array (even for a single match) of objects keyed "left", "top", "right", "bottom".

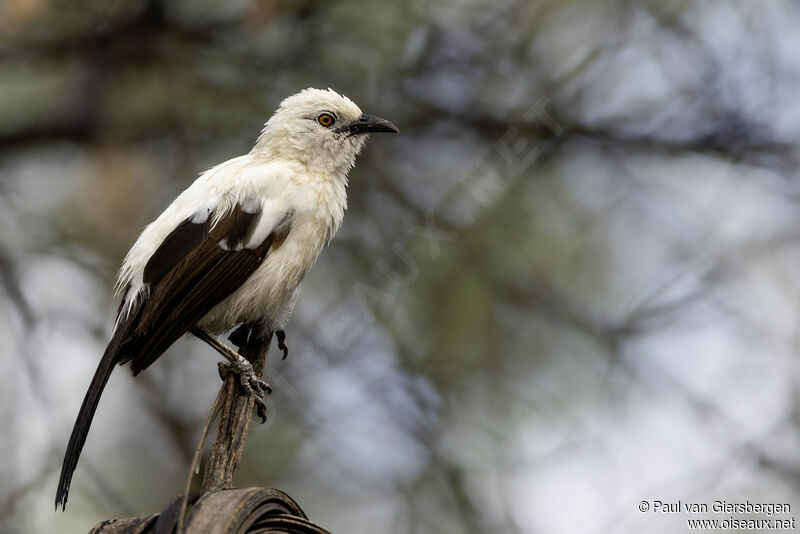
[
  {"left": 217, "top": 355, "right": 271, "bottom": 424},
  {"left": 276, "top": 330, "right": 289, "bottom": 360},
  {"left": 254, "top": 398, "right": 268, "bottom": 424}
]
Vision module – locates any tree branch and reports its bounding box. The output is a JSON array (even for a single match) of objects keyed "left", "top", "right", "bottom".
[{"left": 201, "top": 327, "right": 271, "bottom": 492}]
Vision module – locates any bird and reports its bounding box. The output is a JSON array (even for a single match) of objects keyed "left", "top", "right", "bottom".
[{"left": 55, "top": 88, "right": 398, "bottom": 510}]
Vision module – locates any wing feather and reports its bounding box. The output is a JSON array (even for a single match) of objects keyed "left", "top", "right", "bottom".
[{"left": 119, "top": 202, "right": 291, "bottom": 375}]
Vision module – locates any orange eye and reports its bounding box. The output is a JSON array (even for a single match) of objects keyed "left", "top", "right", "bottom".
[{"left": 317, "top": 113, "right": 335, "bottom": 127}]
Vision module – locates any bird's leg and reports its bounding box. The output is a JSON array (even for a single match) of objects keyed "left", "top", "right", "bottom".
[
  {"left": 275, "top": 329, "right": 289, "bottom": 360},
  {"left": 189, "top": 327, "right": 271, "bottom": 422},
  {"left": 227, "top": 323, "right": 251, "bottom": 352}
]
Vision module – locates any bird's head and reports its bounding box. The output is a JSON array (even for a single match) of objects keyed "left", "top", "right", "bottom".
[{"left": 253, "top": 88, "right": 398, "bottom": 176}]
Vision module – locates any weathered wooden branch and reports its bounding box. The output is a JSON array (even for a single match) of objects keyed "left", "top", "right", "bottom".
[
  {"left": 202, "top": 326, "right": 270, "bottom": 493},
  {"left": 89, "top": 329, "right": 330, "bottom": 534},
  {"left": 90, "top": 488, "right": 329, "bottom": 534}
]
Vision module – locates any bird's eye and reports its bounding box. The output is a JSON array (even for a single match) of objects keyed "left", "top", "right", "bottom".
[{"left": 317, "top": 113, "right": 335, "bottom": 128}]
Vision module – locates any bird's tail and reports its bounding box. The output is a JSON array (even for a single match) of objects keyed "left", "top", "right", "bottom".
[{"left": 54, "top": 327, "right": 128, "bottom": 511}]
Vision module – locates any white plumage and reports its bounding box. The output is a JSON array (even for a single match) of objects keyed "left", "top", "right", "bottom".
[{"left": 117, "top": 88, "right": 370, "bottom": 332}]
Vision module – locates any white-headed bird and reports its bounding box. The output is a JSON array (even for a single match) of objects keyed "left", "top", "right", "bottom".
[{"left": 55, "top": 88, "right": 398, "bottom": 510}]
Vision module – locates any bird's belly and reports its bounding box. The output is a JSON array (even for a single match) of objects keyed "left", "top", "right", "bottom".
[{"left": 196, "top": 219, "right": 326, "bottom": 333}]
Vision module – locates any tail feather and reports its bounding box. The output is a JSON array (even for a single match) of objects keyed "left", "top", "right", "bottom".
[{"left": 54, "top": 328, "right": 128, "bottom": 511}]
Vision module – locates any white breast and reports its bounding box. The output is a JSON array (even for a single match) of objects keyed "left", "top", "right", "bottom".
[
  {"left": 196, "top": 208, "right": 331, "bottom": 331},
  {"left": 197, "top": 161, "right": 348, "bottom": 332}
]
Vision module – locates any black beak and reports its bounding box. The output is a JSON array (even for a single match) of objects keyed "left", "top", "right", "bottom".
[{"left": 337, "top": 113, "right": 399, "bottom": 136}]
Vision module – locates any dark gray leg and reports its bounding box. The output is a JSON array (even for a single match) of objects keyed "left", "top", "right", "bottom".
[
  {"left": 190, "top": 327, "right": 271, "bottom": 420},
  {"left": 227, "top": 323, "right": 251, "bottom": 352}
]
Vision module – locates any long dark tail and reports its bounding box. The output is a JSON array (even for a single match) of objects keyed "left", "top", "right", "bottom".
[{"left": 55, "top": 327, "right": 128, "bottom": 511}]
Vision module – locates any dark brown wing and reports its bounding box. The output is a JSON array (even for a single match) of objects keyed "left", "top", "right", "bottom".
[
  {"left": 142, "top": 217, "right": 210, "bottom": 285},
  {"left": 119, "top": 202, "right": 291, "bottom": 375}
]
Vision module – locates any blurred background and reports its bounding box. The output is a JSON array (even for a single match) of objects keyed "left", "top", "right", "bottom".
[{"left": 2, "top": 1, "right": 800, "bottom": 532}]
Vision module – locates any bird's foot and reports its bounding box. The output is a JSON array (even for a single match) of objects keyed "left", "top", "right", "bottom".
[
  {"left": 218, "top": 355, "right": 271, "bottom": 423},
  {"left": 191, "top": 326, "right": 271, "bottom": 423},
  {"left": 276, "top": 329, "right": 289, "bottom": 360}
]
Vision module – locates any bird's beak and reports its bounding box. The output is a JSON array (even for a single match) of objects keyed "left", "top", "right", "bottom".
[{"left": 338, "top": 113, "right": 399, "bottom": 136}]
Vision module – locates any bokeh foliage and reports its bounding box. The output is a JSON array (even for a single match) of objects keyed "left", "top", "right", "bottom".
[{"left": 2, "top": 1, "right": 800, "bottom": 533}]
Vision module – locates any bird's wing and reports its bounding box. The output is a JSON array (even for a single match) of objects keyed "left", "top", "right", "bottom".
[{"left": 119, "top": 200, "right": 292, "bottom": 375}]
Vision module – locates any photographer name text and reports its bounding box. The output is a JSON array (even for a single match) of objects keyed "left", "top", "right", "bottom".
[{"left": 640, "top": 500, "right": 790, "bottom": 516}]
